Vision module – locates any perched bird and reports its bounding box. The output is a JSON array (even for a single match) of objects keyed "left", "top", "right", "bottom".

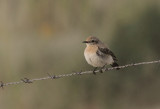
[{"left": 83, "top": 36, "right": 119, "bottom": 74}]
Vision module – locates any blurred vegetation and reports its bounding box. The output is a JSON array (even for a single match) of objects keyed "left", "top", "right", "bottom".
[{"left": 0, "top": 0, "right": 160, "bottom": 109}]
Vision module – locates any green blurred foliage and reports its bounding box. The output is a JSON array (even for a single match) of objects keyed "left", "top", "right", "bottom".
[{"left": 0, "top": 0, "right": 160, "bottom": 109}]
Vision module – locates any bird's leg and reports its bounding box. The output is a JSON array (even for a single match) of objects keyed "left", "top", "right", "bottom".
[
  {"left": 100, "top": 65, "right": 106, "bottom": 73},
  {"left": 93, "top": 67, "right": 97, "bottom": 75}
]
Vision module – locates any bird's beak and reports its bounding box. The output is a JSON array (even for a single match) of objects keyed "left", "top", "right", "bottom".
[{"left": 83, "top": 41, "right": 89, "bottom": 43}]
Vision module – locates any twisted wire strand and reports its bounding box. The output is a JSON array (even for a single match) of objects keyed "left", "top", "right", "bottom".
[{"left": 1, "top": 60, "right": 160, "bottom": 88}]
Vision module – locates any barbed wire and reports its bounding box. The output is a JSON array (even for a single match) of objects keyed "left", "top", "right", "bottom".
[{"left": 0, "top": 60, "right": 160, "bottom": 88}]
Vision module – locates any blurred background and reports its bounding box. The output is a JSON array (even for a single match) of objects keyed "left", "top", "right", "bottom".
[{"left": 0, "top": 0, "right": 160, "bottom": 109}]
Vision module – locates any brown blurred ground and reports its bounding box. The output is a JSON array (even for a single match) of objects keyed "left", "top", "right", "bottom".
[{"left": 0, "top": 0, "right": 160, "bottom": 109}]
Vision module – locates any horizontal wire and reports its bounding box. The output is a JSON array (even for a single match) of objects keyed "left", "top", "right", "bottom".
[{"left": 0, "top": 60, "right": 160, "bottom": 88}]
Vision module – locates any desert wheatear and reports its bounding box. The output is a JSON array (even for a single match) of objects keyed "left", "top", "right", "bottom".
[{"left": 83, "top": 36, "right": 119, "bottom": 74}]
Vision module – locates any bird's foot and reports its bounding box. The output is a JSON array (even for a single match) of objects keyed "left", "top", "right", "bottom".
[
  {"left": 100, "top": 65, "right": 106, "bottom": 73},
  {"left": 100, "top": 69, "right": 103, "bottom": 73},
  {"left": 93, "top": 67, "right": 97, "bottom": 75}
]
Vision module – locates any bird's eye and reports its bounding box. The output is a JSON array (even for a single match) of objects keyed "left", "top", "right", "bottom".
[{"left": 91, "top": 40, "right": 95, "bottom": 42}]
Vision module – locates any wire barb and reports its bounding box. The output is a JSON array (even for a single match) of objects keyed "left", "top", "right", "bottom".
[
  {"left": 76, "top": 70, "right": 82, "bottom": 75},
  {"left": 0, "top": 81, "right": 4, "bottom": 89},
  {"left": 21, "top": 78, "right": 32, "bottom": 83},
  {"left": 0, "top": 60, "right": 160, "bottom": 88},
  {"left": 47, "top": 73, "right": 56, "bottom": 79}
]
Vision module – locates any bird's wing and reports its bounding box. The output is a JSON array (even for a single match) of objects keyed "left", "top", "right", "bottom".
[{"left": 97, "top": 47, "right": 118, "bottom": 61}]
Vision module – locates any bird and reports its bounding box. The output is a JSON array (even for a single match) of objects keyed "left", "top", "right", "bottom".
[{"left": 83, "top": 36, "right": 120, "bottom": 74}]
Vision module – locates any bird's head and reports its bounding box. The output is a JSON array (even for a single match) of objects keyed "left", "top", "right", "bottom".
[{"left": 83, "top": 36, "right": 100, "bottom": 46}]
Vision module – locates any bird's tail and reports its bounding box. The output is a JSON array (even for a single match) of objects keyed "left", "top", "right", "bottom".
[{"left": 111, "top": 62, "right": 120, "bottom": 70}]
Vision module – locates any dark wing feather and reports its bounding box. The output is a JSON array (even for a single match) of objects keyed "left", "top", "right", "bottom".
[{"left": 97, "top": 47, "right": 118, "bottom": 61}]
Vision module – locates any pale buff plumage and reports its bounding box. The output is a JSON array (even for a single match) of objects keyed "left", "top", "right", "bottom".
[
  {"left": 84, "top": 44, "right": 113, "bottom": 67},
  {"left": 83, "top": 36, "right": 119, "bottom": 72}
]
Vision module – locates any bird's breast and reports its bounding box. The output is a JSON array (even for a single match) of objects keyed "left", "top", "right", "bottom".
[
  {"left": 85, "top": 45, "right": 98, "bottom": 53},
  {"left": 84, "top": 46, "right": 114, "bottom": 67}
]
